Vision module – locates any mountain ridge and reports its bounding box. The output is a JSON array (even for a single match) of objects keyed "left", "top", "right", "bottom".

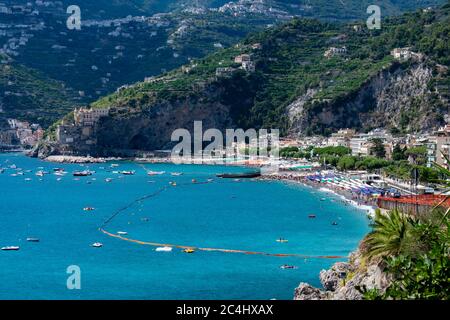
[{"left": 35, "top": 3, "right": 449, "bottom": 157}]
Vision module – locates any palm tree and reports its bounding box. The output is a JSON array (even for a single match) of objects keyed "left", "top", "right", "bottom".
[{"left": 362, "top": 209, "right": 414, "bottom": 261}]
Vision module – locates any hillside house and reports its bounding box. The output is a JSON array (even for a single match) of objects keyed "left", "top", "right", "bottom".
[
  {"left": 391, "top": 48, "right": 424, "bottom": 61},
  {"left": 234, "top": 54, "right": 251, "bottom": 64},
  {"left": 324, "top": 46, "right": 347, "bottom": 58},
  {"left": 74, "top": 107, "right": 110, "bottom": 126}
]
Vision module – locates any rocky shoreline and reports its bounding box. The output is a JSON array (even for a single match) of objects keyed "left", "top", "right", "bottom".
[{"left": 294, "top": 250, "right": 390, "bottom": 300}]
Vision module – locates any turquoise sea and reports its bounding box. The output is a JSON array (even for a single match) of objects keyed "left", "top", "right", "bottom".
[{"left": 0, "top": 153, "right": 370, "bottom": 300}]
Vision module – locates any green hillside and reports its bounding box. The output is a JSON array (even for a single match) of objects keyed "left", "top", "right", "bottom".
[
  {"left": 90, "top": 3, "right": 449, "bottom": 135},
  {"left": 0, "top": 60, "right": 80, "bottom": 127}
]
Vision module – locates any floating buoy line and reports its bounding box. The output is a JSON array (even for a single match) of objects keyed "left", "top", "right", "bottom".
[{"left": 99, "top": 179, "right": 346, "bottom": 260}]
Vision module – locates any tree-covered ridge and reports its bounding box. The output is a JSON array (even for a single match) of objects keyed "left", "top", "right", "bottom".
[
  {"left": 0, "top": 62, "right": 80, "bottom": 127},
  {"left": 89, "top": 3, "right": 449, "bottom": 135}
]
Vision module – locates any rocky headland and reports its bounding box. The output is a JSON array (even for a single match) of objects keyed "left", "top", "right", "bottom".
[{"left": 294, "top": 250, "right": 391, "bottom": 300}]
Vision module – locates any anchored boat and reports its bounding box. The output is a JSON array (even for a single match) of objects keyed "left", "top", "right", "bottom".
[
  {"left": 216, "top": 171, "right": 261, "bottom": 179},
  {"left": 156, "top": 247, "right": 173, "bottom": 252},
  {"left": 147, "top": 171, "right": 165, "bottom": 176},
  {"left": 73, "top": 170, "right": 93, "bottom": 177},
  {"left": 1, "top": 246, "right": 20, "bottom": 251}
]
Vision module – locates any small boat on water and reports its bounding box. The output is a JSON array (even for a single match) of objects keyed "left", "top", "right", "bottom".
[
  {"left": 26, "top": 238, "right": 40, "bottom": 242},
  {"left": 105, "top": 178, "right": 113, "bottom": 182},
  {"left": 217, "top": 172, "right": 261, "bottom": 179},
  {"left": 169, "top": 181, "right": 177, "bottom": 186},
  {"left": 308, "top": 215, "right": 316, "bottom": 219},
  {"left": 83, "top": 207, "right": 95, "bottom": 211},
  {"left": 171, "top": 172, "right": 183, "bottom": 176},
  {"left": 120, "top": 171, "right": 135, "bottom": 175},
  {"left": 1, "top": 246, "right": 20, "bottom": 251},
  {"left": 183, "top": 248, "right": 195, "bottom": 253},
  {"left": 155, "top": 246, "right": 173, "bottom": 252},
  {"left": 73, "top": 171, "right": 93, "bottom": 177},
  {"left": 91, "top": 243, "right": 103, "bottom": 248},
  {"left": 332, "top": 222, "right": 339, "bottom": 226},
  {"left": 320, "top": 198, "right": 327, "bottom": 201},
  {"left": 117, "top": 231, "right": 128, "bottom": 235},
  {"left": 280, "top": 265, "right": 297, "bottom": 270},
  {"left": 147, "top": 171, "right": 165, "bottom": 176},
  {"left": 276, "top": 238, "right": 289, "bottom": 243},
  {"left": 0, "top": 168, "right": 4, "bottom": 174},
  {"left": 110, "top": 164, "right": 119, "bottom": 168},
  {"left": 35, "top": 171, "right": 46, "bottom": 177},
  {"left": 9, "top": 164, "right": 17, "bottom": 169}
]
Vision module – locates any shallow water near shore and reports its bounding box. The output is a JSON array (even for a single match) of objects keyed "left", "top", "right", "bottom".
[{"left": 0, "top": 153, "right": 370, "bottom": 300}]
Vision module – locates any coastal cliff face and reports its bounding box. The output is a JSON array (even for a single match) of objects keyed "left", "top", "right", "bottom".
[
  {"left": 33, "top": 86, "right": 234, "bottom": 157},
  {"left": 288, "top": 61, "right": 448, "bottom": 135},
  {"left": 95, "top": 97, "right": 232, "bottom": 155},
  {"left": 294, "top": 250, "right": 392, "bottom": 300}
]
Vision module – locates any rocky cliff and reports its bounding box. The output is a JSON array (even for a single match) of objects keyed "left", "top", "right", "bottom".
[
  {"left": 288, "top": 61, "right": 448, "bottom": 135},
  {"left": 294, "top": 250, "right": 392, "bottom": 300}
]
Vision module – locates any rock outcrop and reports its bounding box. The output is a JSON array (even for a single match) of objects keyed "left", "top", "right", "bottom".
[
  {"left": 294, "top": 251, "right": 392, "bottom": 300},
  {"left": 289, "top": 61, "right": 448, "bottom": 135}
]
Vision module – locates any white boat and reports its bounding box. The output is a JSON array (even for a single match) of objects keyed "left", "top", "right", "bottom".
[
  {"left": 105, "top": 178, "right": 113, "bottom": 182},
  {"left": 111, "top": 164, "right": 119, "bottom": 168},
  {"left": 91, "top": 242, "right": 103, "bottom": 248},
  {"left": 1, "top": 246, "right": 20, "bottom": 251},
  {"left": 170, "top": 172, "right": 183, "bottom": 176},
  {"left": 117, "top": 231, "right": 128, "bottom": 235},
  {"left": 147, "top": 171, "right": 165, "bottom": 176},
  {"left": 155, "top": 246, "right": 173, "bottom": 252},
  {"left": 35, "top": 171, "right": 45, "bottom": 177},
  {"left": 73, "top": 170, "right": 93, "bottom": 177},
  {"left": 120, "top": 171, "right": 135, "bottom": 175},
  {"left": 26, "top": 238, "right": 40, "bottom": 242}
]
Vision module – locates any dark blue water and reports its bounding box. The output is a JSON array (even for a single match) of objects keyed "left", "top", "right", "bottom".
[{"left": 0, "top": 153, "right": 370, "bottom": 300}]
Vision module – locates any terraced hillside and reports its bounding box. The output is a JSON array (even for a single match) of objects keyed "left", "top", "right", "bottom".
[{"left": 39, "top": 3, "right": 449, "bottom": 156}]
